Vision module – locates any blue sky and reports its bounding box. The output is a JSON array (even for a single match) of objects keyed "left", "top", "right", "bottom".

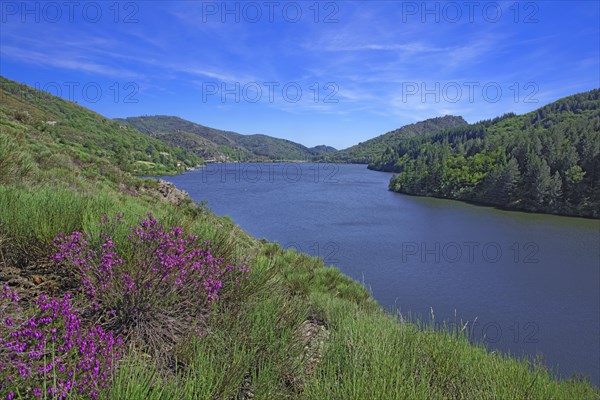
[{"left": 1, "top": 1, "right": 598, "bottom": 149}]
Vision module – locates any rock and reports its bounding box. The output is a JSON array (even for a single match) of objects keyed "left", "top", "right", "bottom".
[
  {"left": 231, "top": 371, "right": 254, "bottom": 400},
  {"left": 6, "top": 277, "right": 34, "bottom": 288},
  {"left": 155, "top": 179, "right": 190, "bottom": 206},
  {"left": 288, "top": 319, "right": 330, "bottom": 392}
]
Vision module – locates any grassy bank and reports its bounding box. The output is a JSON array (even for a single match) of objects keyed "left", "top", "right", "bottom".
[
  {"left": 1, "top": 77, "right": 599, "bottom": 399},
  {"left": 2, "top": 183, "right": 598, "bottom": 399}
]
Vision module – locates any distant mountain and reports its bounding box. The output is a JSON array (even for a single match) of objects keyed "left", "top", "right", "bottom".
[
  {"left": 4, "top": 73, "right": 598, "bottom": 397},
  {"left": 115, "top": 116, "right": 336, "bottom": 162},
  {"left": 310, "top": 145, "right": 338, "bottom": 155},
  {"left": 380, "top": 89, "right": 600, "bottom": 218},
  {"left": 324, "top": 116, "right": 468, "bottom": 164}
]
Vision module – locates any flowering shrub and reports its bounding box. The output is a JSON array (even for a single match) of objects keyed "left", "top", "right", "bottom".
[
  {"left": 52, "top": 213, "right": 249, "bottom": 354},
  {"left": 1, "top": 213, "right": 249, "bottom": 398},
  {"left": 0, "top": 286, "right": 122, "bottom": 399}
]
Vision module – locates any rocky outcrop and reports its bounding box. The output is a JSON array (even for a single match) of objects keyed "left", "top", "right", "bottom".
[
  {"left": 296, "top": 319, "right": 330, "bottom": 381},
  {"left": 155, "top": 179, "right": 190, "bottom": 206}
]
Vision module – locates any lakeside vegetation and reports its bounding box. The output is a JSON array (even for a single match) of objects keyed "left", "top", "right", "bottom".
[
  {"left": 369, "top": 90, "right": 600, "bottom": 218},
  {"left": 323, "top": 116, "right": 468, "bottom": 164},
  {"left": 113, "top": 93, "right": 600, "bottom": 219},
  {"left": 1, "top": 77, "right": 599, "bottom": 398}
]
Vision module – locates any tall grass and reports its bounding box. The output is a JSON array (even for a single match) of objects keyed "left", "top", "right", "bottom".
[
  {"left": 0, "top": 183, "right": 257, "bottom": 267},
  {"left": 0, "top": 132, "right": 36, "bottom": 184},
  {"left": 2, "top": 77, "right": 598, "bottom": 398},
  {"left": 106, "top": 244, "right": 600, "bottom": 399},
  {"left": 303, "top": 292, "right": 597, "bottom": 399},
  {"left": 1, "top": 184, "right": 598, "bottom": 398}
]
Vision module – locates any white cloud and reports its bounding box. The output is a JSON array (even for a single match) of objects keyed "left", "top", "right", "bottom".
[{"left": 0, "top": 46, "right": 142, "bottom": 79}]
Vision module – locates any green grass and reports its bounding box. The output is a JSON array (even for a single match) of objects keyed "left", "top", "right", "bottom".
[
  {"left": 1, "top": 76, "right": 599, "bottom": 399},
  {"left": 103, "top": 244, "right": 600, "bottom": 399},
  {"left": 2, "top": 174, "right": 598, "bottom": 400},
  {"left": 303, "top": 293, "right": 595, "bottom": 399},
  {"left": 0, "top": 76, "right": 203, "bottom": 178},
  {"left": 0, "top": 183, "right": 256, "bottom": 271}
]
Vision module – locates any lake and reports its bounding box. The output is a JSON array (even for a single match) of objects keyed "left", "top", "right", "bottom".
[{"left": 161, "top": 162, "right": 600, "bottom": 385}]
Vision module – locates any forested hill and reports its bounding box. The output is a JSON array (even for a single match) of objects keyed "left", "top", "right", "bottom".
[
  {"left": 374, "top": 89, "right": 600, "bottom": 218},
  {"left": 2, "top": 73, "right": 599, "bottom": 397},
  {"left": 116, "top": 115, "right": 336, "bottom": 162},
  {"left": 323, "top": 115, "right": 468, "bottom": 164},
  {"left": 0, "top": 76, "right": 202, "bottom": 176}
]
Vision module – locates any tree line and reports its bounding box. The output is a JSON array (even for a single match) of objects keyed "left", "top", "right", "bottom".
[{"left": 369, "top": 89, "right": 600, "bottom": 218}]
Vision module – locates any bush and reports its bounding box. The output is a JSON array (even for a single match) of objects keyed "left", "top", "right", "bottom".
[
  {"left": 52, "top": 213, "right": 250, "bottom": 359},
  {"left": 0, "top": 286, "right": 122, "bottom": 399}
]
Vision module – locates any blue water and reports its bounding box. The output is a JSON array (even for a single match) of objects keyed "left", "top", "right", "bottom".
[{"left": 161, "top": 162, "right": 600, "bottom": 385}]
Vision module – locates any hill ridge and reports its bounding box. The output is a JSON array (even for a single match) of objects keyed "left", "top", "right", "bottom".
[{"left": 116, "top": 115, "right": 337, "bottom": 162}]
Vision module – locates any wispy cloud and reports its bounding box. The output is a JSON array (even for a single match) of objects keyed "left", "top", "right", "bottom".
[
  {"left": 183, "top": 67, "right": 253, "bottom": 83},
  {"left": 0, "top": 46, "right": 142, "bottom": 79},
  {"left": 1, "top": 0, "right": 597, "bottom": 148},
  {"left": 313, "top": 40, "right": 451, "bottom": 54}
]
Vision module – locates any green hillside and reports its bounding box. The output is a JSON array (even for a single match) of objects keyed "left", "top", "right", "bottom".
[
  {"left": 375, "top": 89, "right": 600, "bottom": 218},
  {"left": 1, "top": 77, "right": 598, "bottom": 398},
  {"left": 0, "top": 77, "right": 202, "bottom": 178},
  {"left": 117, "top": 115, "right": 336, "bottom": 162},
  {"left": 324, "top": 115, "right": 468, "bottom": 164}
]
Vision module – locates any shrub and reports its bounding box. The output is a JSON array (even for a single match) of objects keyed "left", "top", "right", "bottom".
[
  {"left": 52, "top": 213, "right": 250, "bottom": 359},
  {"left": 0, "top": 286, "right": 122, "bottom": 399}
]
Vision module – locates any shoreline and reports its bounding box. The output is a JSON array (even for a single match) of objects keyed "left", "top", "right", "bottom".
[
  {"left": 153, "top": 161, "right": 600, "bottom": 221},
  {"left": 153, "top": 172, "right": 600, "bottom": 387}
]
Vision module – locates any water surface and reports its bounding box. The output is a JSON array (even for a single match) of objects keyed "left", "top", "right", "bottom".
[{"left": 161, "top": 163, "right": 600, "bottom": 384}]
